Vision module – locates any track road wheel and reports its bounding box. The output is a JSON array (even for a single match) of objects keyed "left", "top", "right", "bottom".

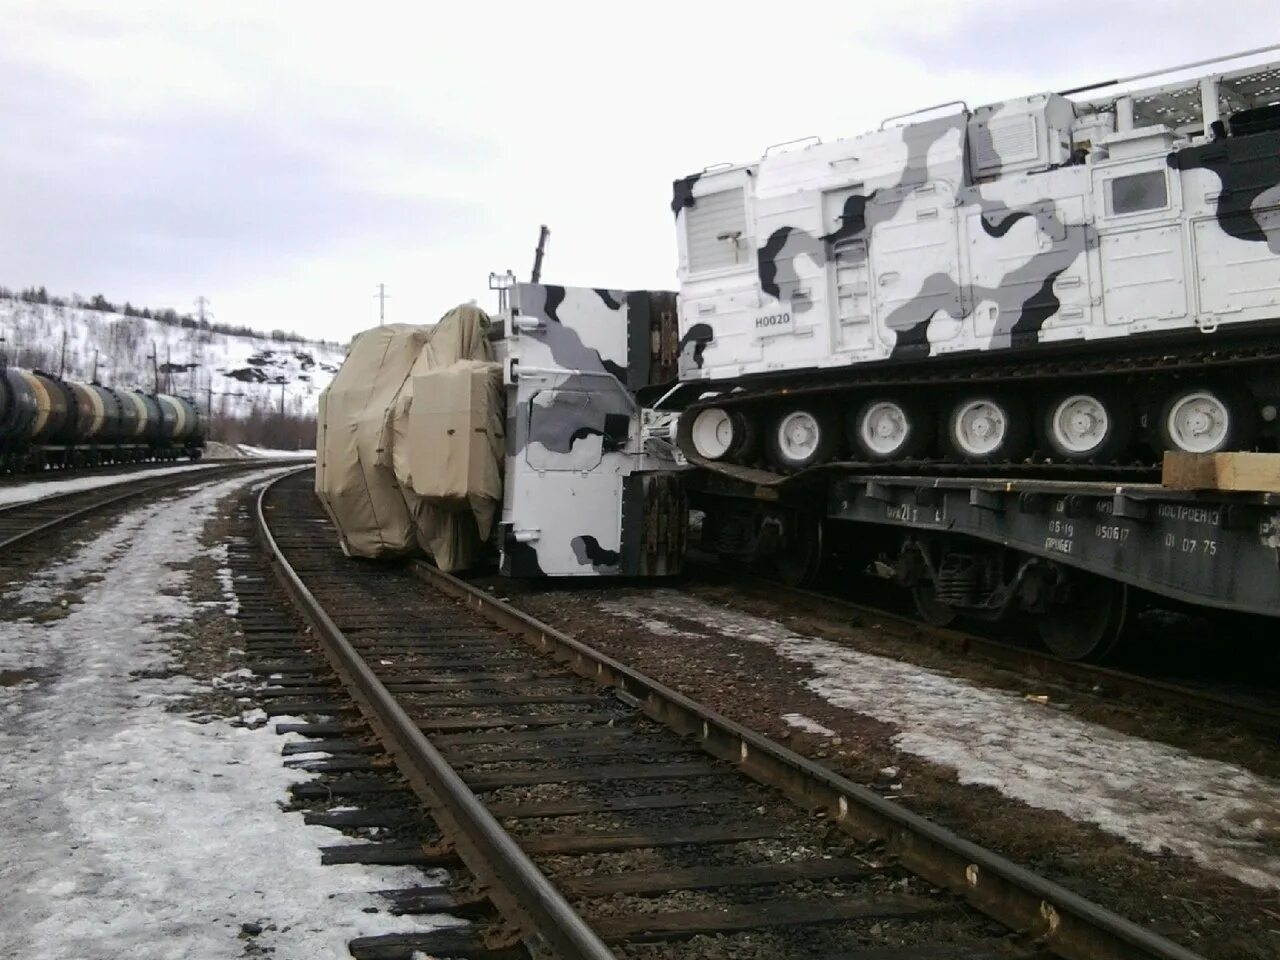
[
  {"left": 849, "top": 397, "right": 930, "bottom": 462},
  {"left": 1037, "top": 573, "right": 1130, "bottom": 662},
  {"left": 1042, "top": 389, "right": 1134, "bottom": 462},
  {"left": 689, "top": 407, "right": 736, "bottom": 461},
  {"left": 767, "top": 407, "right": 839, "bottom": 472},
  {"left": 775, "top": 515, "right": 824, "bottom": 587},
  {"left": 944, "top": 394, "right": 1030, "bottom": 463},
  {"left": 1156, "top": 384, "right": 1257, "bottom": 455}
]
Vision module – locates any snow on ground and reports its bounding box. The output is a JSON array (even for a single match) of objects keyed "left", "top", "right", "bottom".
[
  {"left": 782, "top": 712, "right": 838, "bottom": 738},
  {"left": 0, "top": 462, "right": 223, "bottom": 509},
  {"left": 0, "top": 467, "right": 456, "bottom": 959},
  {"left": 598, "top": 591, "right": 1280, "bottom": 891},
  {"left": 237, "top": 444, "right": 316, "bottom": 459},
  {"left": 202, "top": 441, "right": 316, "bottom": 460}
]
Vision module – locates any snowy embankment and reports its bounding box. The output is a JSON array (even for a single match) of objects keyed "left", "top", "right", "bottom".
[
  {"left": 599, "top": 591, "right": 1280, "bottom": 891},
  {"left": 0, "top": 462, "right": 223, "bottom": 509},
  {"left": 203, "top": 441, "right": 316, "bottom": 460},
  {"left": 0, "top": 298, "right": 347, "bottom": 419},
  {"left": 0, "top": 467, "right": 452, "bottom": 958}
]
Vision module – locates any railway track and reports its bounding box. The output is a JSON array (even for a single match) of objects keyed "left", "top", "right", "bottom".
[
  {"left": 0, "top": 455, "right": 203, "bottom": 484},
  {"left": 256, "top": 467, "right": 1205, "bottom": 960},
  {"left": 0, "top": 459, "right": 308, "bottom": 557},
  {"left": 704, "top": 567, "right": 1280, "bottom": 739}
]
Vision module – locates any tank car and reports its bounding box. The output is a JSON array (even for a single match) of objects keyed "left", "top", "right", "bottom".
[
  {"left": 673, "top": 56, "right": 1280, "bottom": 474},
  {"left": 0, "top": 362, "right": 206, "bottom": 472},
  {"left": 156, "top": 393, "right": 205, "bottom": 459},
  {"left": 0, "top": 367, "right": 39, "bottom": 470}
]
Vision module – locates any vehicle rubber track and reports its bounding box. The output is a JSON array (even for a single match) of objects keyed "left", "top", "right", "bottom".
[
  {"left": 675, "top": 337, "right": 1280, "bottom": 483},
  {"left": 257, "top": 467, "right": 1207, "bottom": 960}
]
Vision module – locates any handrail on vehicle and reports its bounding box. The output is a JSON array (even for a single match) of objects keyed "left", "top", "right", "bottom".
[{"left": 880, "top": 100, "right": 968, "bottom": 130}]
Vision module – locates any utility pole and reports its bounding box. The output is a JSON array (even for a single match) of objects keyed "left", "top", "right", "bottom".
[
  {"left": 166, "top": 344, "right": 173, "bottom": 394},
  {"left": 531, "top": 225, "right": 550, "bottom": 283},
  {"left": 194, "top": 296, "right": 212, "bottom": 326},
  {"left": 58, "top": 330, "right": 67, "bottom": 379},
  {"left": 373, "top": 283, "right": 390, "bottom": 326},
  {"left": 279, "top": 382, "right": 286, "bottom": 417},
  {"left": 148, "top": 342, "right": 159, "bottom": 394},
  {"left": 91, "top": 349, "right": 99, "bottom": 384}
]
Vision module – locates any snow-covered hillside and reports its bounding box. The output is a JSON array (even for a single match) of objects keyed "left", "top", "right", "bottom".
[{"left": 0, "top": 298, "right": 347, "bottom": 419}]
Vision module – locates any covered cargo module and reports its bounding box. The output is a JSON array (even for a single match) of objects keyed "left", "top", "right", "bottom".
[{"left": 316, "top": 285, "right": 686, "bottom": 576}]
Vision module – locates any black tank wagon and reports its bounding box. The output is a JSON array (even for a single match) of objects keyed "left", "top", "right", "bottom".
[{"left": 0, "top": 362, "right": 205, "bottom": 473}]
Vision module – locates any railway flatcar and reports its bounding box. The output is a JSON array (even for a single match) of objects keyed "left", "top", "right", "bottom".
[{"left": 0, "top": 363, "right": 205, "bottom": 472}]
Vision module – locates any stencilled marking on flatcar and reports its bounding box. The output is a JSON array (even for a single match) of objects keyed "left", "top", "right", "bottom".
[
  {"left": 1094, "top": 524, "right": 1130, "bottom": 543},
  {"left": 1045, "top": 536, "right": 1074, "bottom": 554},
  {"left": 1045, "top": 517, "right": 1074, "bottom": 554},
  {"left": 1157, "top": 504, "right": 1221, "bottom": 526},
  {"left": 884, "top": 503, "right": 943, "bottom": 524},
  {"left": 1163, "top": 533, "right": 1218, "bottom": 556}
]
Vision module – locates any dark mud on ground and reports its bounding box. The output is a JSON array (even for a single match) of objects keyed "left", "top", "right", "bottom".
[{"left": 478, "top": 575, "right": 1280, "bottom": 960}]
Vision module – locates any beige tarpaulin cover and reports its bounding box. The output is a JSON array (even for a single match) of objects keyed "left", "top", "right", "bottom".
[
  {"left": 316, "top": 305, "right": 503, "bottom": 571},
  {"left": 315, "top": 323, "right": 432, "bottom": 556}
]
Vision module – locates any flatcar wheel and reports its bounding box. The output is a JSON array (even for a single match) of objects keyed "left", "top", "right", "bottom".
[
  {"left": 912, "top": 583, "right": 957, "bottom": 627},
  {"left": 944, "top": 394, "right": 1030, "bottom": 463},
  {"left": 849, "top": 397, "right": 930, "bottom": 461},
  {"left": 1156, "top": 384, "right": 1256, "bottom": 455},
  {"left": 1037, "top": 574, "right": 1130, "bottom": 662},
  {"left": 775, "top": 514, "right": 824, "bottom": 587},
  {"left": 1042, "top": 389, "right": 1133, "bottom": 462},
  {"left": 766, "top": 407, "right": 839, "bottom": 472}
]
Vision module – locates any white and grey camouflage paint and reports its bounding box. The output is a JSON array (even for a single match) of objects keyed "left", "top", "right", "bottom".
[
  {"left": 674, "top": 71, "right": 1280, "bottom": 383},
  {"left": 500, "top": 282, "right": 682, "bottom": 578}
]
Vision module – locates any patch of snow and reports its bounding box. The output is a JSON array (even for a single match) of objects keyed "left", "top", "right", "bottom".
[
  {"left": 237, "top": 444, "right": 316, "bottom": 459},
  {"left": 0, "top": 466, "right": 455, "bottom": 957},
  {"left": 627, "top": 615, "right": 703, "bottom": 640},
  {"left": 211, "top": 543, "right": 240, "bottom": 617},
  {"left": 236, "top": 708, "right": 270, "bottom": 729},
  {"left": 0, "top": 462, "right": 223, "bottom": 509},
  {"left": 781, "top": 713, "right": 837, "bottom": 738},
  {"left": 599, "top": 591, "right": 1280, "bottom": 891}
]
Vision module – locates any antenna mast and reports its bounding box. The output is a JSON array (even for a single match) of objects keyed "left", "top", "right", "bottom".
[{"left": 531, "top": 225, "right": 550, "bottom": 283}]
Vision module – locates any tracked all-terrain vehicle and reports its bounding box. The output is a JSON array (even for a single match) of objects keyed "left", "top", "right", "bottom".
[{"left": 674, "top": 55, "right": 1280, "bottom": 472}]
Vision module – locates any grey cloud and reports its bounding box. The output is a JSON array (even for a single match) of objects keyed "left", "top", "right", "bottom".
[
  {"left": 0, "top": 56, "right": 490, "bottom": 298},
  {"left": 877, "top": 3, "right": 1280, "bottom": 88}
]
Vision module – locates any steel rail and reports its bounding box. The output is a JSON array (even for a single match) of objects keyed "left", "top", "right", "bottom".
[
  {"left": 720, "top": 569, "right": 1280, "bottom": 738},
  {"left": 408, "top": 558, "right": 1207, "bottom": 960},
  {"left": 0, "top": 459, "right": 307, "bottom": 554},
  {"left": 254, "top": 471, "right": 616, "bottom": 960}
]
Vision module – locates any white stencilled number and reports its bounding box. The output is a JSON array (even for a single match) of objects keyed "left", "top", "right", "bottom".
[{"left": 754, "top": 312, "right": 792, "bottom": 329}]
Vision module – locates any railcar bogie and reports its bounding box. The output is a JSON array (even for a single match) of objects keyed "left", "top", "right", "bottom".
[{"left": 690, "top": 460, "right": 1280, "bottom": 661}]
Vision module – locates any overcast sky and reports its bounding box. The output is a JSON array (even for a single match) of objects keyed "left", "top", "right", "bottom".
[{"left": 2, "top": 1, "right": 1278, "bottom": 343}]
